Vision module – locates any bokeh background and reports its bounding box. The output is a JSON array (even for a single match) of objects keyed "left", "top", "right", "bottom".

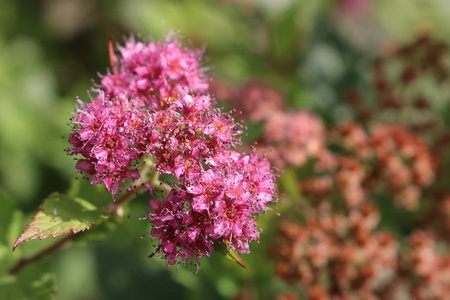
[{"left": 2, "top": 0, "right": 450, "bottom": 299}]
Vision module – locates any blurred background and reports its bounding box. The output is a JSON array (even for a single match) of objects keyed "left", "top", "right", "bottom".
[{"left": 2, "top": 0, "right": 450, "bottom": 299}]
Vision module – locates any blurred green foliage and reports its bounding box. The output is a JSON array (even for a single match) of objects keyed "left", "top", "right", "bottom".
[{"left": 2, "top": 0, "right": 450, "bottom": 299}]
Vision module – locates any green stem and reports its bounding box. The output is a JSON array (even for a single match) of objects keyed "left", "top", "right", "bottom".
[
  {"left": 149, "top": 169, "right": 172, "bottom": 192},
  {"left": 145, "top": 156, "right": 172, "bottom": 192}
]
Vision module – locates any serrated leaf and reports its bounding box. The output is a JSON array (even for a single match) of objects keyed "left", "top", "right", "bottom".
[
  {"left": 215, "top": 241, "right": 246, "bottom": 269},
  {"left": 0, "top": 257, "right": 55, "bottom": 300},
  {"left": 13, "top": 193, "right": 110, "bottom": 251}
]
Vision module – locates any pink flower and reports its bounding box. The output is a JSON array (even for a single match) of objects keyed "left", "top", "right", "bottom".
[
  {"left": 212, "top": 197, "right": 259, "bottom": 254},
  {"left": 186, "top": 169, "right": 225, "bottom": 212},
  {"left": 148, "top": 93, "right": 242, "bottom": 180},
  {"left": 147, "top": 190, "right": 214, "bottom": 266},
  {"left": 234, "top": 152, "right": 276, "bottom": 213},
  {"left": 67, "top": 92, "right": 151, "bottom": 194},
  {"left": 100, "top": 34, "right": 209, "bottom": 110}
]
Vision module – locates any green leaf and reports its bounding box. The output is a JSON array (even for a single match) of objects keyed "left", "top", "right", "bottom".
[
  {"left": 272, "top": 3, "right": 301, "bottom": 62},
  {"left": 215, "top": 241, "right": 246, "bottom": 269},
  {"left": 13, "top": 192, "right": 110, "bottom": 251},
  {"left": 66, "top": 177, "right": 112, "bottom": 206},
  {"left": 0, "top": 190, "right": 23, "bottom": 271},
  {"left": 279, "top": 167, "right": 302, "bottom": 201},
  {"left": 0, "top": 257, "right": 55, "bottom": 300}
]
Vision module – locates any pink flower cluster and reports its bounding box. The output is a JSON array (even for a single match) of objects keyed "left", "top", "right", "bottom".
[
  {"left": 67, "top": 95, "right": 151, "bottom": 194},
  {"left": 67, "top": 34, "right": 277, "bottom": 266},
  {"left": 101, "top": 35, "right": 208, "bottom": 109},
  {"left": 149, "top": 151, "right": 275, "bottom": 265}
]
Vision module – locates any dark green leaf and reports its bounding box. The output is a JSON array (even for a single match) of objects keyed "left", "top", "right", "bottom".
[
  {"left": 279, "top": 167, "right": 302, "bottom": 201},
  {"left": 0, "top": 190, "right": 23, "bottom": 271},
  {"left": 0, "top": 257, "right": 55, "bottom": 300},
  {"left": 66, "top": 178, "right": 112, "bottom": 207}
]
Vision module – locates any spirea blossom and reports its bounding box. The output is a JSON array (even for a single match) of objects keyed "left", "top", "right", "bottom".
[
  {"left": 147, "top": 93, "right": 242, "bottom": 179},
  {"left": 66, "top": 93, "right": 152, "bottom": 194},
  {"left": 66, "top": 33, "right": 277, "bottom": 267},
  {"left": 100, "top": 34, "right": 209, "bottom": 109},
  {"left": 147, "top": 150, "right": 276, "bottom": 265}
]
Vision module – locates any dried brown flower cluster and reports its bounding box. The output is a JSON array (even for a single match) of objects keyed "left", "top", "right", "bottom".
[
  {"left": 268, "top": 121, "right": 447, "bottom": 299},
  {"left": 348, "top": 33, "right": 450, "bottom": 136},
  {"left": 274, "top": 225, "right": 450, "bottom": 299},
  {"left": 273, "top": 203, "right": 398, "bottom": 300},
  {"left": 294, "top": 122, "right": 434, "bottom": 211}
]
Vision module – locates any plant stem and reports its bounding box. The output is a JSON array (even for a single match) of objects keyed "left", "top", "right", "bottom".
[
  {"left": 8, "top": 233, "right": 76, "bottom": 275},
  {"left": 102, "top": 182, "right": 148, "bottom": 213}
]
